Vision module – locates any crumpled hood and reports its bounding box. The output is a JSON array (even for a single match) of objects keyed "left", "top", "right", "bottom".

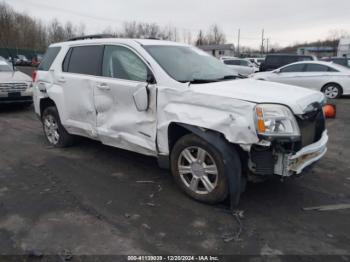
[
  {"left": 0, "top": 71, "right": 32, "bottom": 82},
  {"left": 190, "top": 79, "right": 325, "bottom": 115}
]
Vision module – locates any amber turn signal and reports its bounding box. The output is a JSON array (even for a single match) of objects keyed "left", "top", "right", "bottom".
[{"left": 323, "top": 104, "right": 336, "bottom": 119}]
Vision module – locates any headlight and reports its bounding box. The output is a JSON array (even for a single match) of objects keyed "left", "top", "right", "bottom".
[{"left": 254, "top": 104, "right": 300, "bottom": 137}]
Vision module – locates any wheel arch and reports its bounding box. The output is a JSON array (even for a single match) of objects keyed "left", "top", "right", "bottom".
[
  {"left": 166, "top": 122, "right": 248, "bottom": 170},
  {"left": 167, "top": 122, "right": 244, "bottom": 207},
  {"left": 40, "top": 97, "right": 57, "bottom": 118}
]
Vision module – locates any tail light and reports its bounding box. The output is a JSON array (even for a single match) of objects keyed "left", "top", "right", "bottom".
[{"left": 32, "top": 70, "right": 37, "bottom": 82}]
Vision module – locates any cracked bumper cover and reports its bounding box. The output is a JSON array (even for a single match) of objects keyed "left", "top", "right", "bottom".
[{"left": 288, "top": 130, "right": 328, "bottom": 175}]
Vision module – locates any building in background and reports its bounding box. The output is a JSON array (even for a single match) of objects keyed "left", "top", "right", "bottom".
[
  {"left": 297, "top": 46, "right": 336, "bottom": 58},
  {"left": 198, "top": 44, "right": 235, "bottom": 58},
  {"left": 338, "top": 38, "right": 350, "bottom": 57}
]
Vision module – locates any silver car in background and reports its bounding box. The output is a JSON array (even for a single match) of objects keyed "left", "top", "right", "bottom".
[
  {"left": 251, "top": 61, "right": 350, "bottom": 99},
  {"left": 0, "top": 58, "right": 33, "bottom": 105}
]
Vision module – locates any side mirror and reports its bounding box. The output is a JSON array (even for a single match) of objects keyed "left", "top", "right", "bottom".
[
  {"left": 274, "top": 69, "right": 281, "bottom": 73},
  {"left": 147, "top": 73, "right": 156, "bottom": 84},
  {"left": 133, "top": 83, "right": 149, "bottom": 112}
]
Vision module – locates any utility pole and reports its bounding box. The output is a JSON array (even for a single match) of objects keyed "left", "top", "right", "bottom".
[
  {"left": 266, "top": 38, "right": 269, "bottom": 54},
  {"left": 237, "top": 29, "right": 240, "bottom": 57},
  {"left": 261, "top": 29, "right": 265, "bottom": 56}
]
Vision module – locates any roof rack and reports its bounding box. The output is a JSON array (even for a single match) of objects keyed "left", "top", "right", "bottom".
[{"left": 68, "top": 34, "right": 114, "bottom": 41}]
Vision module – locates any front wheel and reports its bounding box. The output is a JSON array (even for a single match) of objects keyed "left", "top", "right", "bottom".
[
  {"left": 171, "top": 134, "right": 234, "bottom": 204},
  {"left": 322, "top": 83, "right": 342, "bottom": 99},
  {"left": 42, "top": 106, "right": 75, "bottom": 148}
]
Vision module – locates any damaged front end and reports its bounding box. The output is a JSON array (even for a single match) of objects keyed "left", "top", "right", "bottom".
[{"left": 249, "top": 102, "right": 328, "bottom": 177}]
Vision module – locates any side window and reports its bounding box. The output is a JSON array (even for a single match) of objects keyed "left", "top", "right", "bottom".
[
  {"left": 38, "top": 47, "right": 61, "bottom": 71},
  {"left": 224, "top": 60, "right": 240, "bottom": 66},
  {"left": 280, "top": 64, "right": 305, "bottom": 73},
  {"left": 62, "top": 48, "right": 73, "bottom": 72},
  {"left": 329, "top": 66, "right": 339, "bottom": 72},
  {"left": 102, "top": 45, "right": 149, "bottom": 82},
  {"left": 67, "top": 45, "right": 104, "bottom": 76},
  {"left": 305, "top": 64, "right": 331, "bottom": 72},
  {"left": 240, "top": 60, "right": 249, "bottom": 66}
]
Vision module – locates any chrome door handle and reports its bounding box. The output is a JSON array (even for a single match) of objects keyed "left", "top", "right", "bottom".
[
  {"left": 38, "top": 82, "right": 47, "bottom": 93},
  {"left": 57, "top": 77, "right": 66, "bottom": 83},
  {"left": 97, "top": 83, "right": 110, "bottom": 90}
]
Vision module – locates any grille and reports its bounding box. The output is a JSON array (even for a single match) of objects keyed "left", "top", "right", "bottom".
[
  {"left": 0, "top": 82, "right": 28, "bottom": 93},
  {"left": 296, "top": 105, "right": 325, "bottom": 149}
]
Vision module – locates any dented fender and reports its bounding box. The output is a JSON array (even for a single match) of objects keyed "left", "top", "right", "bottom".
[{"left": 156, "top": 86, "right": 259, "bottom": 155}]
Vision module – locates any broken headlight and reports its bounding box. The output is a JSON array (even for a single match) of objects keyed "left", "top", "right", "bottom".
[{"left": 255, "top": 104, "right": 300, "bottom": 138}]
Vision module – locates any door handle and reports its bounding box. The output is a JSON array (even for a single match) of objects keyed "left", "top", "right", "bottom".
[
  {"left": 38, "top": 82, "right": 47, "bottom": 93},
  {"left": 97, "top": 83, "right": 110, "bottom": 90},
  {"left": 57, "top": 77, "right": 66, "bottom": 83}
]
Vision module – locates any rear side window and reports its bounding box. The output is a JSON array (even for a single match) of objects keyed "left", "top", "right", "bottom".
[
  {"left": 38, "top": 47, "right": 61, "bottom": 71},
  {"left": 305, "top": 64, "right": 337, "bottom": 72},
  {"left": 224, "top": 60, "right": 240, "bottom": 66},
  {"left": 64, "top": 45, "right": 104, "bottom": 76}
]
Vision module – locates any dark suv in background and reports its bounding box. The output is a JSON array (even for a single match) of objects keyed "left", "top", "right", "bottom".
[
  {"left": 260, "top": 54, "right": 315, "bottom": 72},
  {"left": 321, "top": 57, "right": 350, "bottom": 68}
]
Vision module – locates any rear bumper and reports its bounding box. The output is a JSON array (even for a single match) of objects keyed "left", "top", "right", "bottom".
[{"left": 288, "top": 130, "right": 328, "bottom": 174}]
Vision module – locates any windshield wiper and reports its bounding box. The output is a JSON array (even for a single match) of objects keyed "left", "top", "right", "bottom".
[{"left": 188, "top": 78, "right": 219, "bottom": 84}]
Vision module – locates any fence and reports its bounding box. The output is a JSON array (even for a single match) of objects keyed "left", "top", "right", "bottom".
[{"left": 0, "top": 48, "right": 44, "bottom": 60}]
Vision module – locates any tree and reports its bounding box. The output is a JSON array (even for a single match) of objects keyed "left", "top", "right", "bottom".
[
  {"left": 206, "top": 24, "right": 226, "bottom": 45},
  {"left": 195, "top": 30, "right": 206, "bottom": 46}
]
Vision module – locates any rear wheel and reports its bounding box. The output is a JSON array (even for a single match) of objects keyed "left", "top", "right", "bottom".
[
  {"left": 42, "top": 106, "right": 75, "bottom": 148},
  {"left": 322, "top": 83, "right": 342, "bottom": 99},
  {"left": 171, "top": 134, "right": 233, "bottom": 204}
]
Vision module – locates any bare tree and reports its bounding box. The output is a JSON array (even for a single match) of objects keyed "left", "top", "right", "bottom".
[
  {"left": 195, "top": 30, "right": 206, "bottom": 46},
  {"left": 206, "top": 24, "right": 226, "bottom": 45}
]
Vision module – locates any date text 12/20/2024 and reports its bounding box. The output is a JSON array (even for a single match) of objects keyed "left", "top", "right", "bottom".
[{"left": 127, "top": 256, "right": 220, "bottom": 261}]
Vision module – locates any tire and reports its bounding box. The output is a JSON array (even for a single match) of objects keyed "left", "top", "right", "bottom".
[
  {"left": 42, "top": 106, "right": 75, "bottom": 148},
  {"left": 171, "top": 134, "right": 236, "bottom": 204},
  {"left": 322, "top": 83, "right": 343, "bottom": 99}
]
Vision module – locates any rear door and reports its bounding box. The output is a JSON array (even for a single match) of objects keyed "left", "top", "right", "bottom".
[
  {"left": 297, "top": 63, "right": 338, "bottom": 91},
  {"left": 93, "top": 44, "right": 158, "bottom": 156},
  {"left": 268, "top": 63, "right": 306, "bottom": 86},
  {"left": 57, "top": 45, "right": 104, "bottom": 138}
]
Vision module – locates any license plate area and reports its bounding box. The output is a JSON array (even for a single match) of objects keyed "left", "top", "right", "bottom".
[{"left": 8, "top": 92, "right": 21, "bottom": 97}]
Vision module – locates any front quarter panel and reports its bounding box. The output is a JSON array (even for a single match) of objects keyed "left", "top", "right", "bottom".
[{"left": 157, "top": 86, "right": 259, "bottom": 155}]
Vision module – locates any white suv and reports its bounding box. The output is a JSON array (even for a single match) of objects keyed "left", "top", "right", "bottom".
[{"left": 33, "top": 37, "right": 328, "bottom": 206}]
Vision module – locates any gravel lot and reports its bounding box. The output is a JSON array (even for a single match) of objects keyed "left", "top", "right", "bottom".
[{"left": 0, "top": 67, "right": 349, "bottom": 259}]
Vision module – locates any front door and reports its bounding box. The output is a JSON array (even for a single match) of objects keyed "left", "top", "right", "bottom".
[{"left": 93, "top": 45, "right": 157, "bottom": 156}]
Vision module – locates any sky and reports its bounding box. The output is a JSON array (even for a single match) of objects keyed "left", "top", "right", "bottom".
[{"left": 4, "top": 0, "right": 350, "bottom": 49}]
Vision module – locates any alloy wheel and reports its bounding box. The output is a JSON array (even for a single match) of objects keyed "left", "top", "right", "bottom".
[
  {"left": 43, "top": 114, "right": 60, "bottom": 145},
  {"left": 177, "top": 147, "right": 219, "bottom": 195}
]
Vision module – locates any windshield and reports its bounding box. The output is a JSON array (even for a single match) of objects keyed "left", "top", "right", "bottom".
[
  {"left": 144, "top": 45, "right": 237, "bottom": 83},
  {"left": 0, "top": 61, "right": 13, "bottom": 72}
]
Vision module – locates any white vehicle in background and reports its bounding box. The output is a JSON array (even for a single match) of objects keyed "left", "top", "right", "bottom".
[
  {"left": 247, "top": 57, "right": 265, "bottom": 67},
  {"left": 221, "top": 57, "right": 258, "bottom": 76},
  {"left": 0, "top": 58, "right": 33, "bottom": 105},
  {"left": 33, "top": 36, "right": 328, "bottom": 205},
  {"left": 251, "top": 61, "right": 350, "bottom": 99}
]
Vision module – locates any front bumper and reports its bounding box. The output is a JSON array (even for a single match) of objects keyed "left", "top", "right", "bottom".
[
  {"left": 0, "top": 90, "right": 33, "bottom": 104},
  {"left": 288, "top": 130, "right": 328, "bottom": 174},
  {"left": 249, "top": 130, "right": 328, "bottom": 177}
]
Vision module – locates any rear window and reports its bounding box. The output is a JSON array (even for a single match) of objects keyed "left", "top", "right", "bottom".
[
  {"left": 64, "top": 45, "right": 104, "bottom": 76},
  {"left": 38, "top": 47, "right": 61, "bottom": 71}
]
